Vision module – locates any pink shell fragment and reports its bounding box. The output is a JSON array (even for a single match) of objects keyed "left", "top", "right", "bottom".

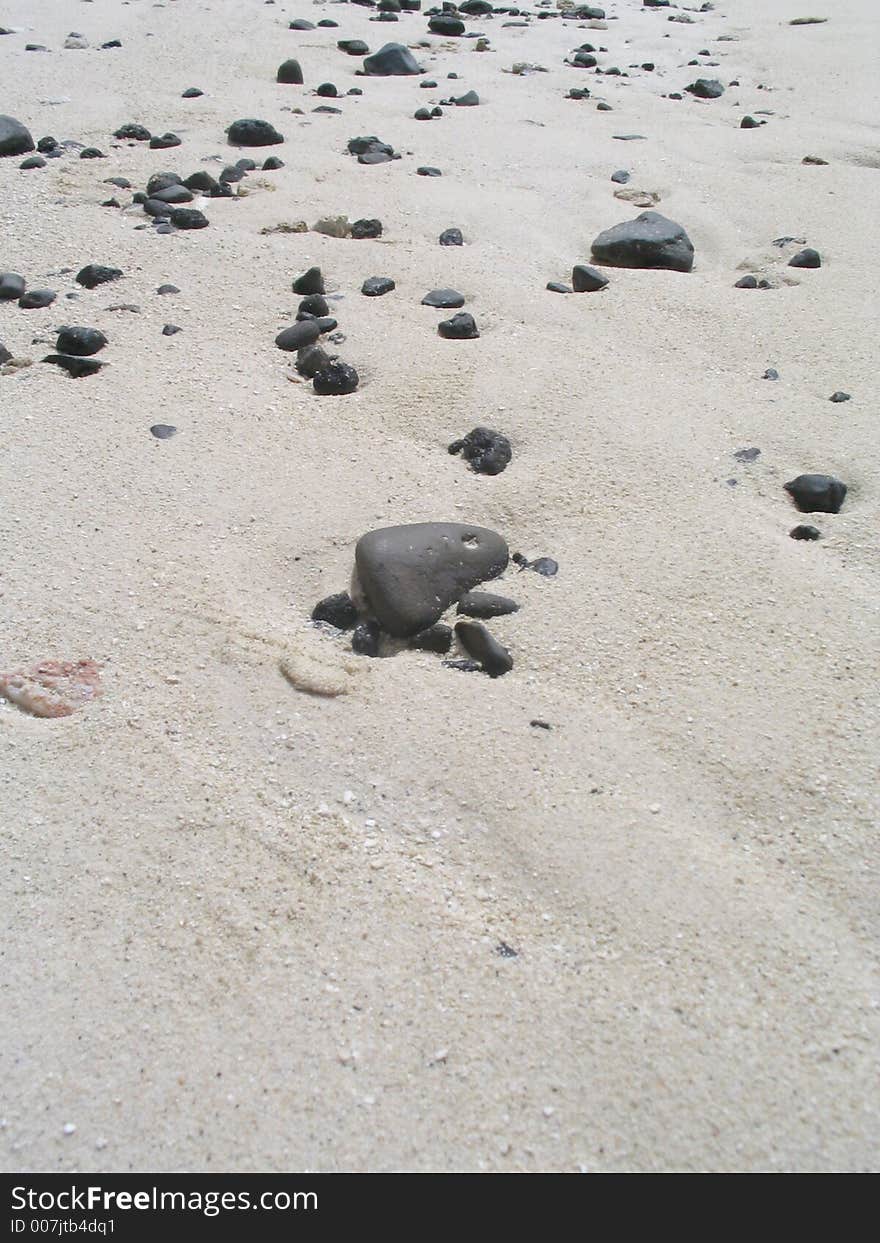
[{"left": 0, "top": 659, "right": 103, "bottom": 718}]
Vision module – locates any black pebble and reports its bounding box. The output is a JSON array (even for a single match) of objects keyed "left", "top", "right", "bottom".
[
  {"left": 784, "top": 474, "right": 846, "bottom": 514},
  {"left": 352, "top": 620, "right": 382, "bottom": 657},
  {"left": 227, "top": 118, "right": 284, "bottom": 147},
  {"left": 43, "top": 353, "right": 103, "bottom": 377},
  {"left": 0, "top": 273, "right": 26, "bottom": 301},
  {"left": 417, "top": 166, "right": 442, "bottom": 176},
  {"left": 277, "top": 59, "right": 304, "bottom": 84},
  {"left": 80, "top": 148, "right": 105, "bottom": 160},
  {"left": 546, "top": 281, "right": 572, "bottom": 293},
  {"left": 276, "top": 321, "right": 321, "bottom": 351},
  {"left": 448, "top": 426, "right": 511, "bottom": 474},
  {"left": 312, "top": 592, "right": 358, "bottom": 629},
  {"left": 611, "top": 169, "right": 630, "bottom": 183},
  {"left": 157, "top": 284, "right": 180, "bottom": 295},
  {"left": 457, "top": 591, "right": 519, "bottom": 619},
  {"left": 20, "top": 155, "right": 46, "bottom": 169},
  {"left": 789, "top": 247, "right": 821, "bottom": 269},
  {"left": 263, "top": 156, "right": 284, "bottom": 170},
  {"left": 162, "top": 324, "right": 182, "bottom": 336},
  {"left": 316, "top": 83, "right": 338, "bottom": 97},
  {"left": 439, "top": 228, "right": 463, "bottom": 246},
  {"left": 150, "top": 424, "right": 178, "bottom": 439},
  {"left": 56, "top": 326, "right": 107, "bottom": 356},
  {"left": 314, "top": 361, "right": 359, "bottom": 395},
  {"left": 293, "top": 266, "right": 325, "bottom": 295},
  {"left": 829, "top": 391, "right": 851, "bottom": 403},
  {"left": 114, "top": 123, "right": 151, "bottom": 141},
  {"left": 76, "top": 265, "right": 123, "bottom": 289},
  {"left": 572, "top": 264, "right": 609, "bottom": 292},
  {"left": 296, "top": 344, "right": 332, "bottom": 378},
  {"left": 351, "top": 218, "right": 383, "bottom": 239},
  {"left": 790, "top": 524, "right": 821, "bottom": 541},
  {"left": 170, "top": 207, "right": 209, "bottom": 229},
  {"left": 410, "top": 624, "right": 453, "bottom": 654},
  {"left": 763, "top": 367, "right": 779, "bottom": 380},
  {"left": 454, "top": 621, "right": 513, "bottom": 678},
  {"left": 362, "top": 276, "right": 396, "bottom": 296},
  {"left": 422, "top": 288, "right": 464, "bottom": 308},
  {"left": 19, "top": 289, "right": 56, "bottom": 308},
  {"left": 438, "top": 312, "right": 479, "bottom": 339},
  {"left": 182, "top": 87, "right": 203, "bottom": 98},
  {"left": 734, "top": 447, "right": 760, "bottom": 463}
]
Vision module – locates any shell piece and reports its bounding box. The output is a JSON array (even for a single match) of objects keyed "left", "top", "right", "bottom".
[
  {"left": 279, "top": 635, "right": 361, "bottom": 698},
  {"left": 0, "top": 659, "right": 102, "bottom": 718}
]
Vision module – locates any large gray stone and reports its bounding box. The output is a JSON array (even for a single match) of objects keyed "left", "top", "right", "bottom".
[
  {"left": 361, "top": 43, "right": 423, "bottom": 76},
  {"left": 354, "top": 522, "right": 509, "bottom": 637},
  {"left": 590, "top": 210, "right": 694, "bottom": 273},
  {"left": 0, "top": 114, "right": 35, "bottom": 158}
]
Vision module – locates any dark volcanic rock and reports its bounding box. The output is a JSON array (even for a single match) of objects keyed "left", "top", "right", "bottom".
[
  {"left": 409, "top": 624, "right": 453, "bottom": 654},
  {"left": 19, "top": 289, "right": 57, "bottom": 309},
  {"left": 0, "top": 115, "right": 35, "bottom": 158},
  {"left": 162, "top": 324, "right": 182, "bottom": 336},
  {"left": 169, "top": 207, "right": 209, "bottom": 229},
  {"left": 227, "top": 118, "right": 284, "bottom": 146},
  {"left": 338, "top": 39, "right": 370, "bottom": 55},
  {"left": 362, "top": 276, "right": 396, "bottom": 296},
  {"left": 114, "top": 123, "right": 151, "bottom": 141},
  {"left": 182, "top": 87, "right": 203, "bottom": 98},
  {"left": 351, "top": 620, "right": 382, "bottom": 658},
  {"left": 276, "top": 321, "right": 322, "bottom": 351},
  {"left": 297, "top": 294, "right": 330, "bottom": 317},
  {"left": 295, "top": 344, "right": 332, "bottom": 378},
  {"left": 150, "top": 133, "right": 182, "bottom": 150},
  {"left": 151, "top": 184, "right": 194, "bottom": 204},
  {"left": 572, "top": 264, "right": 609, "bottom": 292},
  {"left": 150, "top": 424, "right": 177, "bottom": 439},
  {"left": 453, "top": 90, "right": 480, "bottom": 107},
  {"left": 440, "top": 228, "right": 464, "bottom": 246},
  {"left": 56, "top": 326, "right": 107, "bottom": 356},
  {"left": 20, "top": 155, "right": 47, "bottom": 169},
  {"left": 438, "top": 312, "right": 479, "bottom": 339},
  {"left": 686, "top": 78, "right": 724, "bottom": 99},
  {"left": 591, "top": 211, "right": 694, "bottom": 273},
  {"left": 361, "top": 42, "right": 423, "bottom": 75},
  {"left": 429, "top": 16, "right": 465, "bottom": 35},
  {"left": 457, "top": 591, "right": 519, "bottom": 619},
  {"left": 784, "top": 474, "right": 846, "bottom": 514},
  {"left": 422, "top": 288, "right": 465, "bottom": 308},
  {"left": 611, "top": 169, "right": 630, "bottom": 184},
  {"left": 277, "top": 59, "right": 304, "bottom": 84},
  {"left": 312, "top": 592, "right": 358, "bottom": 629},
  {"left": 313, "top": 361, "right": 359, "bottom": 395},
  {"left": 80, "top": 148, "right": 105, "bottom": 160},
  {"left": 76, "top": 264, "right": 123, "bottom": 289},
  {"left": 147, "top": 172, "right": 183, "bottom": 196},
  {"left": 454, "top": 621, "right": 512, "bottom": 677},
  {"left": 43, "top": 353, "right": 104, "bottom": 377},
  {"left": 351, "top": 218, "right": 383, "bottom": 239},
  {"left": 788, "top": 247, "right": 821, "bottom": 268},
  {"left": 263, "top": 156, "right": 284, "bottom": 170},
  {"left": 292, "top": 267, "right": 325, "bottom": 295},
  {"left": 448, "top": 427, "right": 511, "bottom": 475},
  {"left": 354, "top": 522, "right": 509, "bottom": 637},
  {"left": 0, "top": 273, "right": 26, "bottom": 301},
  {"left": 157, "top": 284, "right": 180, "bottom": 295},
  {"left": 417, "top": 166, "right": 442, "bottom": 176},
  {"left": 829, "top": 391, "right": 851, "bottom": 403},
  {"left": 546, "top": 281, "right": 572, "bottom": 293},
  {"left": 790, "top": 524, "right": 821, "bottom": 541}
]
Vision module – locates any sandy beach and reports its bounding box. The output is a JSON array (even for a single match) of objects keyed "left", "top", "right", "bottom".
[{"left": 1, "top": 0, "right": 878, "bottom": 1172}]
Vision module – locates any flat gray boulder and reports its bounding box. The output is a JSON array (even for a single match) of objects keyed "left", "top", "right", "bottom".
[
  {"left": 0, "top": 114, "right": 35, "bottom": 157},
  {"left": 361, "top": 43, "right": 424, "bottom": 76},
  {"left": 354, "top": 522, "right": 509, "bottom": 637},
  {"left": 590, "top": 211, "right": 694, "bottom": 273}
]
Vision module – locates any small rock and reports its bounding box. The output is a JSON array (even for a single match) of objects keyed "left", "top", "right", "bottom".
[
  {"left": 43, "top": 353, "right": 104, "bottom": 377},
  {"left": 686, "top": 78, "right": 724, "bottom": 99},
  {"left": 361, "top": 42, "right": 424, "bottom": 75},
  {"left": 19, "top": 290, "right": 56, "bottom": 309},
  {"left": 788, "top": 247, "right": 821, "bottom": 268},
  {"left": 0, "top": 273, "right": 26, "bottom": 301},
  {"left": 454, "top": 621, "right": 513, "bottom": 678},
  {"left": 572, "top": 264, "right": 609, "bottom": 292},
  {"left": 313, "top": 361, "right": 359, "bottom": 395},
  {"left": 422, "top": 288, "right": 465, "bottom": 309},
  {"left": 409, "top": 624, "right": 453, "bottom": 654},
  {"left": 56, "top": 327, "right": 107, "bottom": 356},
  {"left": 790, "top": 524, "right": 821, "bottom": 541},
  {"left": 312, "top": 592, "right": 358, "bottom": 629},
  {"left": 351, "top": 218, "right": 383, "bottom": 239},
  {"left": 292, "top": 267, "right": 325, "bottom": 295},
  {"left": 277, "top": 59, "right": 304, "bottom": 84},
  {"left": 591, "top": 211, "right": 694, "bottom": 273},
  {"left": 439, "top": 228, "right": 464, "bottom": 246},
  {"left": 448, "top": 427, "right": 511, "bottom": 475},
  {"left": 227, "top": 118, "right": 284, "bottom": 147},
  {"left": 457, "top": 591, "right": 519, "bottom": 619},
  {"left": 162, "top": 324, "right": 182, "bottom": 336},
  {"left": 76, "top": 265, "right": 123, "bottom": 289},
  {"left": 829, "top": 391, "right": 851, "bottom": 403},
  {"left": 150, "top": 424, "right": 177, "bottom": 439},
  {"left": 438, "top": 312, "right": 479, "bottom": 339},
  {"left": 784, "top": 474, "right": 846, "bottom": 514},
  {"left": 362, "top": 276, "right": 396, "bottom": 296},
  {"left": 276, "top": 321, "right": 321, "bottom": 352}
]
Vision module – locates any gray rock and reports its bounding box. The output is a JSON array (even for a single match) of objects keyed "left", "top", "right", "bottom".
[
  {"left": 56, "top": 327, "right": 107, "bottom": 356},
  {"left": 277, "top": 59, "right": 304, "bottom": 84},
  {"left": 0, "top": 115, "right": 35, "bottom": 157},
  {"left": 784, "top": 474, "right": 846, "bottom": 514},
  {"left": 19, "top": 289, "right": 56, "bottom": 308},
  {"left": 421, "top": 288, "right": 465, "bottom": 308},
  {"left": 457, "top": 591, "right": 519, "bottom": 619},
  {"left": 355, "top": 522, "right": 509, "bottom": 637},
  {"left": 275, "top": 321, "right": 321, "bottom": 351},
  {"left": 789, "top": 247, "right": 821, "bottom": 268},
  {"left": 361, "top": 42, "right": 423, "bottom": 76},
  {"left": 590, "top": 211, "right": 694, "bottom": 273},
  {"left": 686, "top": 78, "right": 724, "bottom": 99},
  {"left": 227, "top": 118, "right": 284, "bottom": 146},
  {"left": 454, "top": 621, "right": 513, "bottom": 677},
  {"left": 0, "top": 272, "right": 26, "bottom": 300},
  {"left": 362, "top": 276, "right": 396, "bottom": 296},
  {"left": 572, "top": 264, "right": 609, "bottom": 292}
]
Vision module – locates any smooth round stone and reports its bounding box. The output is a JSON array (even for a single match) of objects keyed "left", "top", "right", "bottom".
[
  {"left": 0, "top": 272, "right": 26, "bottom": 300},
  {"left": 422, "top": 288, "right": 464, "bottom": 308},
  {"left": 448, "top": 427, "right": 511, "bottom": 474},
  {"left": 227, "top": 118, "right": 284, "bottom": 146},
  {"left": 762, "top": 367, "right": 779, "bottom": 380},
  {"left": 0, "top": 114, "right": 35, "bottom": 158},
  {"left": 143, "top": 198, "right": 172, "bottom": 219},
  {"left": 263, "top": 156, "right": 284, "bottom": 170},
  {"left": 292, "top": 266, "right": 324, "bottom": 295},
  {"left": 277, "top": 59, "right": 304, "bottom": 84},
  {"left": 289, "top": 19, "right": 315, "bottom": 30},
  {"left": 454, "top": 621, "right": 513, "bottom": 678},
  {"left": 276, "top": 320, "right": 321, "bottom": 351},
  {"left": 784, "top": 474, "right": 846, "bottom": 514},
  {"left": 19, "top": 289, "right": 57, "bottom": 308},
  {"left": 611, "top": 169, "right": 630, "bottom": 183},
  {"left": 182, "top": 87, "right": 203, "bottom": 98},
  {"left": 351, "top": 218, "right": 383, "bottom": 239},
  {"left": 572, "top": 264, "right": 609, "bottom": 292},
  {"left": 790, "top": 524, "right": 820, "bottom": 541},
  {"left": 735, "top": 275, "right": 759, "bottom": 289},
  {"left": 56, "top": 326, "right": 107, "bottom": 356},
  {"left": 157, "top": 284, "right": 180, "bottom": 295},
  {"left": 312, "top": 592, "right": 358, "bottom": 629},
  {"left": 183, "top": 170, "right": 219, "bottom": 194},
  {"left": 355, "top": 522, "right": 509, "bottom": 637},
  {"left": 362, "top": 276, "right": 396, "bottom": 296},
  {"left": 313, "top": 361, "right": 359, "bottom": 395},
  {"left": 338, "top": 40, "right": 370, "bottom": 55},
  {"left": 417, "top": 166, "right": 442, "bottom": 176},
  {"left": 316, "top": 83, "right": 338, "bottom": 97},
  {"left": 788, "top": 247, "right": 821, "bottom": 268},
  {"left": 76, "top": 264, "right": 123, "bottom": 289},
  {"left": 439, "top": 228, "right": 463, "bottom": 246},
  {"left": 547, "top": 281, "right": 572, "bottom": 293},
  {"left": 438, "top": 312, "right": 479, "bottom": 339},
  {"left": 347, "top": 135, "right": 392, "bottom": 156},
  {"left": 20, "top": 155, "right": 46, "bottom": 169},
  {"left": 453, "top": 90, "right": 480, "bottom": 107},
  {"left": 429, "top": 16, "right": 465, "bottom": 35},
  {"left": 358, "top": 150, "right": 393, "bottom": 165},
  {"left": 169, "top": 207, "right": 209, "bottom": 229},
  {"left": 457, "top": 591, "right": 519, "bottom": 619},
  {"left": 150, "top": 184, "right": 194, "bottom": 204},
  {"left": 150, "top": 423, "right": 177, "bottom": 439}
]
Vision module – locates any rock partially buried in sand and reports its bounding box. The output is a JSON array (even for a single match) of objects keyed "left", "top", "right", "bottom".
[
  {"left": 227, "top": 118, "right": 284, "bottom": 147},
  {"left": 456, "top": 591, "right": 519, "bottom": 619},
  {"left": 448, "top": 427, "right": 511, "bottom": 475},
  {"left": 591, "top": 211, "right": 695, "bottom": 273},
  {"left": 76, "top": 264, "right": 123, "bottom": 289},
  {"left": 361, "top": 42, "right": 424, "bottom": 75},
  {"left": 572, "top": 264, "right": 609, "bottom": 292},
  {"left": 439, "top": 312, "right": 479, "bottom": 339},
  {"left": 0, "top": 115, "right": 35, "bottom": 158},
  {"left": 56, "top": 327, "right": 107, "bottom": 356},
  {"left": 454, "top": 621, "right": 513, "bottom": 678},
  {"left": 0, "top": 272, "right": 26, "bottom": 300},
  {"left": 277, "top": 59, "right": 304, "bottom": 84},
  {"left": 313, "top": 361, "right": 359, "bottom": 395},
  {"left": 784, "top": 474, "right": 846, "bottom": 514},
  {"left": 354, "top": 522, "right": 509, "bottom": 637},
  {"left": 0, "top": 658, "right": 102, "bottom": 717}
]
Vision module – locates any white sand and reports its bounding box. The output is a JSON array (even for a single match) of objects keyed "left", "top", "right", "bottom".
[{"left": 1, "top": 0, "right": 878, "bottom": 1172}]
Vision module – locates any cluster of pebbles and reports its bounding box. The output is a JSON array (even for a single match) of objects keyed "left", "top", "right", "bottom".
[{"left": 0, "top": 6, "right": 856, "bottom": 705}]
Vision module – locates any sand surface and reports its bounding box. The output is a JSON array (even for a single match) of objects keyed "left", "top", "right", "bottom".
[{"left": 1, "top": 0, "right": 878, "bottom": 1173}]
